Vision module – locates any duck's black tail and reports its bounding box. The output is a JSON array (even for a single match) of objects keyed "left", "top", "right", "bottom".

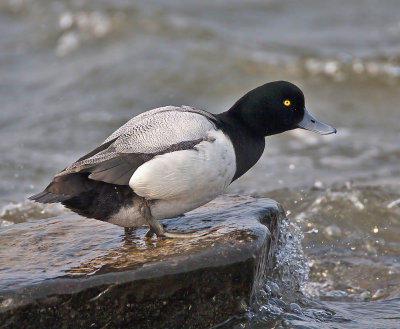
[
  {"left": 28, "top": 190, "right": 70, "bottom": 203},
  {"left": 29, "top": 173, "right": 135, "bottom": 221}
]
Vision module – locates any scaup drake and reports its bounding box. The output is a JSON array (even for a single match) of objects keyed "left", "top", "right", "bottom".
[{"left": 29, "top": 81, "right": 336, "bottom": 238}]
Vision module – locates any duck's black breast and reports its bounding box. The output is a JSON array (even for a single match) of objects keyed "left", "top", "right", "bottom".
[{"left": 216, "top": 112, "right": 265, "bottom": 181}]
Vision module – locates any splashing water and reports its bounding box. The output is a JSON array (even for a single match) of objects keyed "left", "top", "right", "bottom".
[{"left": 237, "top": 217, "right": 311, "bottom": 328}]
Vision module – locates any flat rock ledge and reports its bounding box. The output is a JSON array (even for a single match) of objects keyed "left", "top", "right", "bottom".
[{"left": 0, "top": 195, "right": 285, "bottom": 329}]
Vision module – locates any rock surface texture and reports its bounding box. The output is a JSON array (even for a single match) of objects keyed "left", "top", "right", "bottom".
[{"left": 0, "top": 195, "right": 284, "bottom": 328}]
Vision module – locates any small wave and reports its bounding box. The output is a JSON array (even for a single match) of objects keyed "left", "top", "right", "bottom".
[
  {"left": 0, "top": 201, "right": 69, "bottom": 225},
  {"left": 247, "top": 54, "right": 400, "bottom": 83},
  {"left": 301, "top": 56, "right": 400, "bottom": 82},
  {"left": 56, "top": 10, "right": 121, "bottom": 57}
]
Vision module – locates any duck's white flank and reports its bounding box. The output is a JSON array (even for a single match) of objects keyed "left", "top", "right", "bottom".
[
  {"left": 131, "top": 129, "right": 236, "bottom": 218},
  {"left": 108, "top": 129, "right": 236, "bottom": 227}
]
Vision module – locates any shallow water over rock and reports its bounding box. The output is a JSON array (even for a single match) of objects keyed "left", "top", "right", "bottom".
[{"left": 0, "top": 196, "right": 284, "bottom": 328}]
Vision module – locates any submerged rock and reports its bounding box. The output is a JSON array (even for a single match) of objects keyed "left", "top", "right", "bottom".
[{"left": 0, "top": 195, "right": 284, "bottom": 328}]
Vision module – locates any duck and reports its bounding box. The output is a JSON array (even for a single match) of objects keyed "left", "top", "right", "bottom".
[{"left": 29, "top": 81, "right": 336, "bottom": 238}]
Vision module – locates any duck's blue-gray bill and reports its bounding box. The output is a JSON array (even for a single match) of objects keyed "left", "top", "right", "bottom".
[{"left": 297, "top": 109, "right": 337, "bottom": 135}]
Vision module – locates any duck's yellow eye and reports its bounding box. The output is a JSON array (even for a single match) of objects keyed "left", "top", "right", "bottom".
[{"left": 283, "top": 100, "right": 291, "bottom": 106}]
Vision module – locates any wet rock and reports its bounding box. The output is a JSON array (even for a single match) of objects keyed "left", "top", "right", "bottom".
[{"left": 0, "top": 195, "right": 284, "bottom": 328}]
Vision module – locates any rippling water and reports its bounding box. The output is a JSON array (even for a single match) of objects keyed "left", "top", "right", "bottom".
[{"left": 1, "top": 0, "right": 400, "bottom": 327}]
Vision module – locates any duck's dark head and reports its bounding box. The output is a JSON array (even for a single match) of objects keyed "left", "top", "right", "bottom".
[{"left": 228, "top": 81, "right": 336, "bottom": 136}]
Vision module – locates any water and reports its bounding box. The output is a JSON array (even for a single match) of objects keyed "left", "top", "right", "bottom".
[{"left": 1, "top": 0, "right": 400, "bottom": 327}]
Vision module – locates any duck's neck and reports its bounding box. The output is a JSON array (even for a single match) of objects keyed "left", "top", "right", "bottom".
[{"left": 216, "top": 111, "right": 265, "bottom": 181}]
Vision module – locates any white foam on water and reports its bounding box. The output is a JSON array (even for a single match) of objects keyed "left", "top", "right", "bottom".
[{"left": 0, "top": 201, "right": 69, "bottom": 224}]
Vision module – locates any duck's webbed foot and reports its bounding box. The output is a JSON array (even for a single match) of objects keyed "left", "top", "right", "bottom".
[
  {"left": 162, "top": 226, "right": 222, "bottom": 238},
  {"left": 124, "top": 227, "right": 135, "bottom": 236},
  {"left": 138, "top": 197, "right": 221, "bottom": 239},
  {"left": 144, "top": 228, "right": 155, "bottom": 238}
]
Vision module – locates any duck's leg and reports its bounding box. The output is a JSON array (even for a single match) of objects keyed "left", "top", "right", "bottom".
[
  {"left": 138, "top": 198, "right": 220, "bottom": 239},
  {"left": 138, "top": 199, "right": 165, "bottom": 237}
]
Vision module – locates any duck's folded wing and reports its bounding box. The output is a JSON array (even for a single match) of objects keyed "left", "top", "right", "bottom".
[{"left": 55, "top": 106, "right": 219, "bottom": 187}]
